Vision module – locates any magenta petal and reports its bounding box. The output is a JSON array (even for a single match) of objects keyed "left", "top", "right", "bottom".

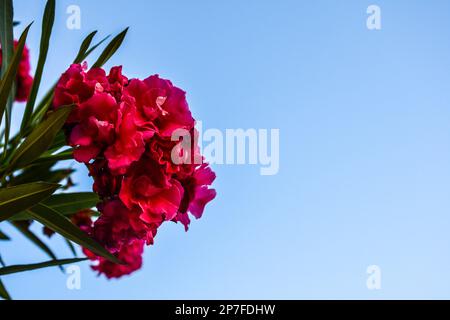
[
  {"left": 73, "top": 146, "right": 100, "bottom": 163},
  {"left": 189, "top": 187, "right": 217, "bottom": 219},
  {"left": 70, "top": 125, "right": 92, "bottom": 146}
]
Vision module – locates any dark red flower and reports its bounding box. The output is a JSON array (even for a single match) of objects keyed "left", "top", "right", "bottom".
[
  {"left": 92, "top": 199, "right": 156, "bottom": 253},
  {"left": 119, "top": 155, "right": 183, "bottom": 224},
  {"left": 54, "top": 64, "right": 107, "bottom": 114},
  {"left": 88, "top": 159, "right": 122, "bottom": 198},
  {"left": 71, "top": 210, "right": 95, "bottom": 234},
  {"left": 54, "top": 64, "right": 215, "bottom": 279},
  {"left": 124, "top": 75, "right": 194, "bottom": 137},
  {"left": 84, "top": 239, "right": 145, "bottom": 279},
  {"left": 69, "top": 92, "right": 118, "bottom": 162},
  {"left": 174, "top": 163, "right": 217, "bottom": 230},
  {"left": 0, "top": 41, "right": 33, "bottom": 102},
  {"left": 104, "top": 96, "right": 145, "bottom": 174}
]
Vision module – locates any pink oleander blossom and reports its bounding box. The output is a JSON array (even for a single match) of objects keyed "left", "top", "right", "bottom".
[{"left": 54, "top": 63, "right": 216, "bottom": 278}]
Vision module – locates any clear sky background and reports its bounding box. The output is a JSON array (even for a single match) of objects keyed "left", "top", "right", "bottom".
[{"left": 2, "top": 0, "right": 450, "bottom": 299}]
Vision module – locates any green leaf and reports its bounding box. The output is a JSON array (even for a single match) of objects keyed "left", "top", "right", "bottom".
[
  {"left": 27, "top": 204, "right": 122, "bottom": 264},
  {"left": 11, "top": 168, "right": 73, "bottom": 186},
  {"left": 20, "top": 0, "right": 55, "bottom": 132},
  {"left": 47, "top": 130, "right": 67, "bottom": 151},
  {"left": 37, "top": 168, "right": 74, "bottom": 184},
  {"left": 41, "top": 192, "right": 99, "bottom": 215},
  {"left": 82, "top": 34, "right": 110, "bottom": 62},
  {"left": 0, "top": 0, "right": 14, "bottom": 152},
  {"left": 0, "top": 23, "right": 32, "bottom": 132},
  {"left": 10, "top": 207, "right": 100, "bottom": 222},
  {"left": 72, "top": 31, "right": 111, "bottom": 64},
  {"left": 11, "top": 221, "right": 61, "bottom": 270},
  {"left": 0, "top": 278, "right": 11, "bottom": 300},
  {"left": 8, "top": 192, "right": 99, "bottom": 222},
  {"left": 28, "top": 88, "right": 54, "bottom": 127},
  {"left": 9, "top": 105, "right": 73, "bottom": 170},
  {"left": 73, "top": 30, "right": 97, "bottom": 63},
  {"left": 8, "top": 162, "right": 56, "bottom": 186},
  {"left": 92, "top": 27, "right": 128, "bottom": 68},
  {"left": 65, "top": 239, "right": 77, "bottom": 257},
  {"left": 0, "top": 228, "right": 9, "bottom": 240},
  {"left": 0, "top": 182, "right": 59, "bottom": 222},
  {"left": 0, "top": 0, "right": 14, "bottom": 77},
  {"left": 31, "top": 149, "right": 73, "bottom": 166},
  {"left": 0, "top": 257, "right": 86, "bottom": 276}
]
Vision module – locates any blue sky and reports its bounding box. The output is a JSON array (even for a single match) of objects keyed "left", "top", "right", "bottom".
[{"left": 2, "top": 0, "right": 450, "bottom": 299}]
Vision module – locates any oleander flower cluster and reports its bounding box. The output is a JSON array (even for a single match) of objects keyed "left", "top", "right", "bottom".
[
  {"left": 0, "top": 41, "right": 33, "bottom": 102},
  {"left": 53, "top": 63, "right": 216, "bottom": 278}
]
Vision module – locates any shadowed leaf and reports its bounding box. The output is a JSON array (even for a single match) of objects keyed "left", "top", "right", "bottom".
[
  {"left": 0, "top": 0, "right": 14, "bottom": 151},
  {"left": 20, "top": 0, "right": 55, "bottom": 131},
  {"left": 0, "top": 278, "right": 11, "bottom": 300},
  {"left": 0, "top": 258, "right": 86, "bottom": 276},
  {"left": 31, "top": 149, "right": 73, "bottom": 166},
  {"left": 27, "top": 204, "right": 122, "bottom": 264},
  {"left": 9, "top": 105, "right": 73, "bottom": 170},
  {"left": 41, "top": 192, "right": 99, "bottom": 215},
  {"left": 0, "top": 228, "right": 9, "bottom": 240},
  {"left": 0, "top": 182, "right": 59, "bottom": 222},
  {"left": 0, "top": 23, "right": 32, "bottom": 131}
]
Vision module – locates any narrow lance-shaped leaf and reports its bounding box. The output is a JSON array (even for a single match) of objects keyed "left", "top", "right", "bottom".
[
  {"left": 10, "top": 221, "right": 61, "bottom": 270},
  {"left": 0, "top": 182, "right": 60, "bottom": 222},
  {"left": 0, "top": 23, "right": 32, "bottom": 130},
  {"left": 0, "top": 278, "right": 11, "bottom": 300},
  {"left": 0, "top": 0, "right": 15, "bottom": 152},
  {"left": 41, "top": 192, "right": 99, "bottom": 215},
  {"left": 20, "top": 0, "right": 55, "bottom": 132},
  {"left": 29, "top": 149, "right": 73, "bottom": 167},
  {"left": 72, "top": 30, "right": 111, "bottom": 64},
  {"left": 8, "top": 105, "right": 73, "bottom": 170},
  {"left": 65, "top": 239, "right": 77, "bottom": 257},
  {"left": 9, "top": 208, "right": 100, "bottom": 222},
  {"left": 8, "top": 162, "right": 57, "bottom": 186},
  {"left": 47, "top": 130, "right": 67, "bottom": 151},
  {"left": 2, "top": 94, "right": 12, "bottom": 156},
  {"left": 11, "top": 167, "right": 73, "bottom": 186},
  {"left": 72, "top": 30, "right": 97, "bottom": 63},
  {"left": 0, "top": 258, "right": 87, "bottom": 276},
  {"left": 79, "top": 34, "right": 110, "bottom": 63},
  {"left": 9, "top": 129, "right": 68, "bottom": 164},
  {"left": 27, "top": 204, "right": 122, "bottom": 264},
  {"left": 0, "top": 228, "right": 9, "bottom": 240},
  {"left": 0, "top": 0, "right": 14, "bottom": 77},
  {"left": 8, "top": 192, "right": 100, "bottom": 222},
  {"left": 92, "top": 27, "right": 128, "bottom": 68},
  {"left": 34, "top": 168, "right": 74, "bottom": 184}
]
